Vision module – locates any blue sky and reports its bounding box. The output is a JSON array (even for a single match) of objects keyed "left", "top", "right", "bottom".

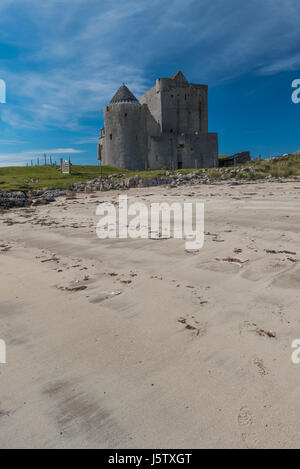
[{"left": 0, "top": 0, "right": 300, "bottom": 166}]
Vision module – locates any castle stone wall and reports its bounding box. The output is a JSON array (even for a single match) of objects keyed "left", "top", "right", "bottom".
[
  {"left": 100, "top": 72, "right": 218, "bottom": 170},
  {"left": 158, "top": 78, "right": 208, "bottom": 134},
  {"left": 102, "top": 103, "right": 148, "bottom": 170},
  {"left": 175, "top": 133, "right": 218, "bottom": 168},
  {"left": 140, "top": 82, "right": 162, "bottom": 130}
]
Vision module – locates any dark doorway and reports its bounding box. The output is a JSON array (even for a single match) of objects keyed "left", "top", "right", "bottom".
[{"left": 177, "top": 144, "right": 184, "bottom": 169}]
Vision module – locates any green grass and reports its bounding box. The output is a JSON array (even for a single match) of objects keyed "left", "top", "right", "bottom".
[
  {"left": 0, "top": 165, "right": 121, "bottom": 192},
  {"left": 0, "top": 165, "right": 197, "bottom": 192},
  {"left": 206, "top": 154, "right": 300, "bottom": 180},
  {"left": 242, "top": 154, "right": 300, "bottom": 178},
  {"left": 1, "top": 154, "right": 300, "bottom": 192},
  {"left": 121, "top": 168, "right": 196, "bottom": 179}
]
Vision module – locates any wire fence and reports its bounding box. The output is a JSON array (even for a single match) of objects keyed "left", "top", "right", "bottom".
[{"left": 25, "top": 154, "right": 72, "bottom": 174}]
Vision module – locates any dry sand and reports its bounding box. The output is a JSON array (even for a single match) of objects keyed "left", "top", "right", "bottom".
[{"left": 1, "top": 179, "right": 300, "bottom": 449}]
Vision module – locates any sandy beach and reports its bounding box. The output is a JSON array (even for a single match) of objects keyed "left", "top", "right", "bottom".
[{"left": 1, "top": 179, "right": 300, "bottom": 449}]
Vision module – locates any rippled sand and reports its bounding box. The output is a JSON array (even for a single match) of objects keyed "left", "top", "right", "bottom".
[{"left": 1, "top": 179, "right": 300, "bottom": 448}]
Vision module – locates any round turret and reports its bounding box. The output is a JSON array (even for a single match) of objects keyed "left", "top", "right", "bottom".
[
  {"left": 109, "top": 84, "right": 140, "bottom": 105},
  {"left": 102, "top": 84, "right": 148, "bottom": 170}
]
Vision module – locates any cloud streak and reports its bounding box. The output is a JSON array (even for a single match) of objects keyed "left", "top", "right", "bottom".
[
  {"left": 0, "top": 1, "right": 299, "bottom": 121},
  {"left": 0, "top": 0, "right": 300, "bottom": 164},
  {"left": 0, "top": 148, "right": 85, "bottom": 167}
]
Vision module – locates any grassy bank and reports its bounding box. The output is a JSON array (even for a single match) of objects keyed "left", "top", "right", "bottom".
[
  {"left": 0, "top": 164, "right": 193, "bottom": 192},
  {"left": 207, "top": 154, "right": 300, "bottom": 180},
  {"left": 0, "top": 165, "right": 120, "bottom": 192},
  {"left": 1, "top": 154, "right": 300, "bottom": 192},
  {"left": 244, "top": 154, "right": 300, "bottom": 178}
]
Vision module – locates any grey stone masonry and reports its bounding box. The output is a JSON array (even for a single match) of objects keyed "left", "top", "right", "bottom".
[{"left": 99, "top": 71, "right": 218, "bottom": 170}]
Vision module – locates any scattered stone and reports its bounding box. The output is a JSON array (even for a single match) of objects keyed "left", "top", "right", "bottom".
[
  {"left": 265, "top": 249, "right": 296, "bottom": 255},
  {"left": 178, "top": 318, "right": 186, "bottom": 324},
  {"left": 1, "top": 165, "right": 299, "bottom": 211},
  {"left": 0, "top": 191, "right": 30, "bottom": 209},
  {"left": 65, "top": 285, "right": 87, "bottom": 292},
  {"left": 41, "top": 257, "right": 59, "bottom": 263},
  {"left": 0, "top": 189, "right": 61, "bottom": 209},
  {"left": 0, "top": 245, "right": 12, "bottom": 252},
  {"left": 216, "top": 257, "right": 249, "bottom": 265},
  {"left": 185, "top": 324, "right": 197, "bottom": 331},
  {"left": 255, "top": 328, "right": 276, "bottom": 339}
]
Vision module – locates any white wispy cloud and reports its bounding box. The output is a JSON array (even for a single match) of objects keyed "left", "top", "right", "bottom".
[
  {"left": 75, "top": 137, "right": 98, "bottom": 145},
  {"left": 0, "top": 2, "right": 298, "bottom": 115},
  {"left": 258, "top": 53, "right": 300, "bottom": 75},
  {"left": 0, "top": 139, "right": 27, "bottom": 144},
  {"left": 0, "top": 0, "right": 300, "bottom": 158},
  {"left": 0, "top": 148, "right": 85, "bottom": 167},
  {"left": 41, "top": 148, "right": 85, "bottom": 154}
]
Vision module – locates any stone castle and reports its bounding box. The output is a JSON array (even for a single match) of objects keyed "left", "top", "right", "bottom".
[{"left": 98, "top": 71, "right": 218, "bottom": 170}]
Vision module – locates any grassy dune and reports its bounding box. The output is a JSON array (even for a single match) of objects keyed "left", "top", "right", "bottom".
[
  {"left": 208, "top": 154, "right": 300, "bottom": 180},
  {"left": 246, "top": 154, "right": 300, "bottom": 178}
]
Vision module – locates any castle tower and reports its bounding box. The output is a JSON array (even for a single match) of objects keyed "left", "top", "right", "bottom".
[
  {"left": 140, "top": 71, "right": 217, "bottom": 169},
  {"left": 99, "top": 73, "right": 218, "bottom": 170},
  {"left": 100, "top": 84, "right": 148, "bottom": 170}
]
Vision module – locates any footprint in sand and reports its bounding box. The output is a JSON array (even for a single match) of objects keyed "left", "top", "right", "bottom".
[
  {"left": 238, "top": 407, "right": 253, "bottom": 427},
  {"left": 238, "top": 407, "right": 258, "bottom": 449},
  {"left": 253, "top": 356, "right": 268, "bottom": 376}
]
